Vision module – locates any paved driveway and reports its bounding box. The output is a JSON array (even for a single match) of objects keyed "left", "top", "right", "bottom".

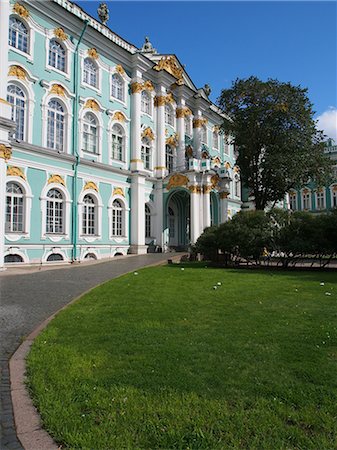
[{"left": 0, "top": 253, "right": 175, "bottom": 450}]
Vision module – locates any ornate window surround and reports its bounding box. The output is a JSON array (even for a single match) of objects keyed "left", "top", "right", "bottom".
[
  {"left": 301, "top": 188, "right": 312, "bottom": 211},
  {"left": 80, "top": 52, "right": 103, "bottom": 94},
  {"left": 315, "top": 188, "right": 326, "bottom": 210},
  {"left": 8, "top": 64, "right": 36, "bottom": 144},
  {"left": 41, "top": 83, "right": 73, "bottom": 154},
  {"left": 45, "top": 29, "right": 72, "bottom": 79},
  {"left": 5, "top": 175, "right": 33, "bottom": 242},
  {"left": 108, "top": 116, "right": 129, "bottom": 167},
  {"left": 330, "top": 183, "right": 337, "bottom": 208},
  {"left": 40, "top": 181, "right": 71, "bottom": 242},
  {"left": 8, "top": 14, "right": 35, "bottom": 62},
  {"left": 78, "top": 100, "right": 104, "bottom": 162},
  {"left": 108, "top": 193, "right": 129, "bottom": 241},
  {"left": 78, "top": 188, "right": 103, "bottom": 242},
  {"left": 288, "top": 190, "right": 298, "bottom": 211},
  {"left": 109, "top": 66, "right": 130, "bottom": 107},
  {"left": 144, "top": 200, "right": 155, "bottom": 241}
]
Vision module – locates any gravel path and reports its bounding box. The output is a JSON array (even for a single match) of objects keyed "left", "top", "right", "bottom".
[{"left": 0, "top": 253, "right": 175, "bottom": 450}]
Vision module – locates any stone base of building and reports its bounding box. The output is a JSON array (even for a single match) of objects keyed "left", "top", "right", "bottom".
[{"left": 128, "top": 245, "right": 148, "bottom": 255}]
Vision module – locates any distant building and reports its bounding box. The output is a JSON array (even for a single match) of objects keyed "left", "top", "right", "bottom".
[{"left": 0, "top": 0, "right": 241, "bottom": 267}]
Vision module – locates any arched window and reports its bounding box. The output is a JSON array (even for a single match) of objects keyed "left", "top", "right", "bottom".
[
  {"left": 83, "top": 58, "right": 98, "bottom": 88},
  {"left": 47, "top": 253, "right": 64, "bottom": 262},
  {"left": 166, "top": 145, "right": 174, "bottom": 173},
  {"left": 141, "top": 90, "right": 151, "bottom": 115},
  {"left": 111, "top": 124, "right": 124, "bottom": 161},
  {"left": 112, "top": 200, "right": 123, "bottom": 236},
  {"left": 302, "top": 190, "right": 311, "bottom": 210},
  {"left": 234, "top": 176, "right": 240, "bottom": 197},
  {"left": 5, "top": 254, "right": 24, "bottom": 263},
  {"left": 47, "top": 99, "right": 65, "bottom": 151},
  {"left": 316, "top": 190, "right": 325, "bottom": 210},
  {"left": 48, "top": 39, "right": 66, "bottom": 72},
  {"left": 165, "top": 104, "right": 174, "bottom": 126},
  {"left": 83, "top": 112, "right": 98, "bottom": 153},
  {"left": 46, "top": 189, "right": 64, "bottom": 233},
  {"left": 111, "top": 74, "right": 124, "bottom": 101},
  {"left": 201, "top": 125, "right": 207, "bottom": 144},
  {"left": 212, "top": 131, "right": 219, "bottom": 149},
  {"left": 6, "top": 182, "right": 24, "bottom": 232},
  {"left": 9, "top": 17, "right": 28, "bottom": 53},
  {"left": 141, "top": 137, "right": 151, "bottom": 170},
  {"left": 145, "top": 204, "right": 151, "bottom": 238},
  {"left": 7, "top": 84, "right": 26, "bottom": 141},
  {"left": 82, "top": 194, "right": 96, "bottom": 235}
]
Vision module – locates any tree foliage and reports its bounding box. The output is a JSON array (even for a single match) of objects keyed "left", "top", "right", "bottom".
[{"left": 218, "top": 77, "right": 331, "bottom": 210}]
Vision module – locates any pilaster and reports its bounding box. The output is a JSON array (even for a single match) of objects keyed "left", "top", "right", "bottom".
[
  {"left": 0, "top": 146, "right": 12, "bottom": 269},
  {"left": 189, "top": 183, "right": 200, "bottom": 244},
  {"left": 203, "top": 181, "right": 212, "bottom": 230},
  {"left": 176, "top": 100, "right": 186, "bottom": 172},
  {"left": 192, "top": 110, "right": 202, "bottom": 159},
  {"left": 154, "top": 179, "right": 164, "bottom": 248},
  {"left": 129, "top": 173, "right": 147, "bottom": 254},
  {"left": 154, "top": 86, "right": 166, "bottom": 178},
  {"left": 219, "top": 191, "right": 229, "bottom": 223},
  {"left": 130, "top": 77, "right": 143, "bottom": 172}
]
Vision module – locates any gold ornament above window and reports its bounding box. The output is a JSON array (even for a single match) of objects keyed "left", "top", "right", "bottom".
[
  {"left": 8, "top": 65, "right": 27, "bottom": 80},
  {"left": 225, "top": 161, "right": 231, "bottom": 169},
  {"left": 7, "top": 166, "right": 26, "bottom": 180},
  {"left": 210, "top": 174, "right": 220, "bottom": 189},
  {"left": 54, "top": 28, "right": 67, "bottom": 41},
  {"left": 113, "top": 187, "right": 124, "bottom": 197},
  {"left": 113, "top": 111, "right": 126, "bottom": 122},
  {"left": 212, "top": 157, "right": 221, "bottom": 166},
  {"left": 84, "top": 181, "right": 99, "bottom": 192},
  {"left": 50, "top": 84, "right": 65, "bottom": 97},
  {"left": 166, "top": 173, "right": 189, "bottom": 190},
  {"left": 0, "top": 145, "right": 12, "bottom": 161},
  {"left": 166, "top": 133, "right": 178, "bottom": 147},
  {"left": 142, "top": 127, "right": 155, "bottom": 141},
  {"left": 48, "top": 174, "right": 65, "bottom": 186},
  {"left": 84, "top": 99, "right": 100, "bottom": 111},
  {"left": 213, "top": 125, "right": 220, "bottom": 133},
  {"left": 88, "top": 48, "right": 99, "bottom": 59},
  {"left": 13, "top": 3, "right": 29, "bottom": 18}
]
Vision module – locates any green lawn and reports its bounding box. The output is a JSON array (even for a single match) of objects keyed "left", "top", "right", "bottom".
[{"left": 26, "top": 266, "right": 337, "bottom": 450}]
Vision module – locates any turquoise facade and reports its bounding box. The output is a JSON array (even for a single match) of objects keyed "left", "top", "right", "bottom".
[{"left": 2, "top": 0, "right": 241, "bottom": 265}]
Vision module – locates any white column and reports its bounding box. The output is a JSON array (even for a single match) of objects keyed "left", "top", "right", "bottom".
[
  {"left": 154, "top": 87, "right": 166, "bottom": 178},
  {"left": 219, "top": 192, "right": 229, "bottom": 223},
  {"left": 130, "top": 77, "right": 143, "bottom": 172},
  {"left": 203, "top": 185, "right": 211, "bottom": 230},
  {"left": 176, "top": 100, "right": 186, "bottom": 172},
  {"left": 193, "top": 110, "right": 202, "bottom": 159},
  {"left": 190, "top": 186, "right": 200, "bottom": 244},
  {"left": 154, "top": 179, "right": 164, "bottom": 248},
  {"left": 130, "top": 173, "right": 147, "bottom": 254}
]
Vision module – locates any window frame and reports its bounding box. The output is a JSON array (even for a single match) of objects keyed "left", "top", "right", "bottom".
[
  {"left": 82, "top": 57, "right": 100, "bottom": 91},
  {"left": 141, "top": 136, "right": 152, "bottom": 170},
  {"left": 5, "top": 176, "right": 32, "bottom": 240},
  {"left": 111, "top": 73, "right": 125, "bottom": 103},
  {"left": 48, "top": 38, "right": 67, "bottom": 73},
  {"left": 46, "top": 98, "right": 66, "bottom": 151},
  {"left": 78, "top": 189, "right": 103, "bottom": 242},
  {"left": 301, "top": 189, "right": 311, "bottom": 211},
  {"left": 141, "top": 90, "right": 152, "bottom": 116},
  {"left": 108, "top": 195, "right": 129, "bottom": 241},
  {"left": 315, "top": 189, "right": 326, "bottom": 210},
  {"left": 7, "top": 83, "right": 26, "bottom": 142},
  {"left": 164, "top": 104, "right": 174, "bottom": 127},
  {"left": 8, "top": 15, "right": 29, "bottom": 54}
]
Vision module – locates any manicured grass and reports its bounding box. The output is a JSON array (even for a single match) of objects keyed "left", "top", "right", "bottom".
[{"left": 27, "top": 267, "right": 337, "bottom": 449}]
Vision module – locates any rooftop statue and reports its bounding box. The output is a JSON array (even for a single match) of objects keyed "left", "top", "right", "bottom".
[
  {"left": 140, "top": 36, "right": 157, "bottom": 54},
  {"left": 98, "top": 2, "right": 109, "bottom": 25},
  {"left": 204, "top": 84, "right": 211, "bottom": 97}
]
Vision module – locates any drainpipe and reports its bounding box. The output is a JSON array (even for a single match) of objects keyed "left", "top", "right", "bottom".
[{"left": 71, "top": 20, "right": 89, "bottom": 262}]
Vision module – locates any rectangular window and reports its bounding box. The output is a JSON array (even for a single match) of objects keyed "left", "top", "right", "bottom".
[
  {"left": 302, "top": 193, "right": 310, "bottom": 210},
  {"left": 316, "top": 191, "right": 325, "bottom": 210}
]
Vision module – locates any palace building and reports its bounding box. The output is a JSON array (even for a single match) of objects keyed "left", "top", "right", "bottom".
[{"left": 0, "top": 0, "right": 242, "bottom": 267}]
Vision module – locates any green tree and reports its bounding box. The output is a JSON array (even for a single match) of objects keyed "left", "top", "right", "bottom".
[{"left": 218, "top": 77, "right": 331, "bottom": 210}]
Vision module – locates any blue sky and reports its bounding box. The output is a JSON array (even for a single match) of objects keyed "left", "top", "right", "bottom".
[{"left": 77, "top": 1, "right": 337, "bottom": 139}]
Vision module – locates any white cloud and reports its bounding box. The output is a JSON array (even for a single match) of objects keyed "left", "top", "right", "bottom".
[{"left": 316, "top": 107, "right": 337, "bottom": 141}]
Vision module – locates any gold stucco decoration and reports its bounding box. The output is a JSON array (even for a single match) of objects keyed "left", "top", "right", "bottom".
[
  {"left": 54, "top": 27, "right": 67, "bottom": 41},
  {"left": 143, "top": 80, "right": 154, "bottom": 92},
  {"left": 154, "top": 92, "right": 174, "bottom": 107},
  {"left": 8, "top": 65, "right": 27, "bottom": 80},
  {"left": 233, "top": 165, "right": 240, "bottom": 173},
  {"left": 154, "top": 56, "right": 184, "bottom": 85},
  {"left": 48, "top": 174, "right": 65, "bottom": 186},
  {"left": 115, "top": 65, "right": 125, "bottom": 75},
  {"left": 332, "top": 184, "right": 337, "bottom": 192},
  {"left": 0, "top": 145, "right": 12, "bottom": 161},
  {"left": 130, "top": 82, "right": 143, "bottom": 94},
  {"left": 113, "top": 187, "right": 124, "bottom": 197},
  {"left": 88, "top": 48, "right": 99, "bottom": 59},
  {"left": 303, "top": 188, "right": 310, "bottom": 194},
  {"left": 225, "top": 161, "right": 231, "bottom": 169},
  {"left": 84, "top": 99, "right": 100, "bottom": 111},
  {"left": 166, "top": 174, "right": 189, "bottom": 190},
  {"left": 50, "top": 84, "right": 65, "bottom": 97},
  {"left": 142, "top": 127, "right": 155, "bottom": 141},
  {"left": 113, "top": 111, "right": 126, "bottom": 122},
  {"left": 176, "top": 107, "right": 192, "bottom": 118},
  {"left": 193, "top": 118, "right": 208, "bottom": 128},
  {"left": 201, "top": 151, "right": 209, "bottom": 159},
  {"left": 203, "top": 185, "right": 212, "bottom": 194},
  {"left": 166, "top": 133, "right": 178, "bottom": 147},
  {"left": 212, "top": 156, "right": 221, "bottom": 166},
  {"left": 84, "top": 181, "right": 99, "bottom": 192},
  {"left": 210, "top": 174, "right": 220, "bottom": 189},
  {"left": 13, "top": 2, "right": 29, "bottom": 18},
  {"left": 188, "top": 185, "right": 199, "bottom": 194},
  {"left": 7, "top": 166, "right": 26, "bottom": 180}
]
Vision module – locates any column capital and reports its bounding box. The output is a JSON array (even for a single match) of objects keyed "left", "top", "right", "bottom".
[
  {"left": 0, "top": 144, "right": 12, "bottom": 161},
  {"left": 176, "top": 106, "right": 192, "bottom": 119}
]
